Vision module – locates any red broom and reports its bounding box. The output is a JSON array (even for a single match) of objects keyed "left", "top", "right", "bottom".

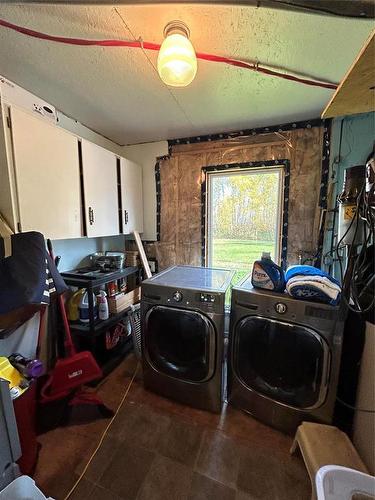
[{"left": 40, "top": 240, "right": 102, "bottom": 402}]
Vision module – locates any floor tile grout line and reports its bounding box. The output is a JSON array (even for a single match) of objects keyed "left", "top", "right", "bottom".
[
  {"left": 63, "top": 362, "right": 140, "bottom": 500},
  {"left": 193, "top": 427, "right": 206, "bottom": 473}
]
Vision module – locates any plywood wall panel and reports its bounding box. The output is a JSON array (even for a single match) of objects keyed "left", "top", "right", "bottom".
[
  {"left": 205, "top": 151, "right": 223, "bottom": 166},
  {"left": 147, "top": 127, "right": 324, "bottom": 270},
  {"left": 155, "top": 243, "right": 177, "bottom": 269},
  {"left": 159, "top": 156, "right": 178, "bottom": 245},
  {"left": 177, "top": 154, "right": 204, "bottom": 246},
  {"left": 287, "top": 127, "right": 322, "bottom": 263}
]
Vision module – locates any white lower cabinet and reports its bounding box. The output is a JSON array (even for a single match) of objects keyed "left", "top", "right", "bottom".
[
  {"left": 120, "top": 158, "right": 144, "bottom": 234},
  {"left": 81, "top": 139, "right": 119, "bottom": 238}
]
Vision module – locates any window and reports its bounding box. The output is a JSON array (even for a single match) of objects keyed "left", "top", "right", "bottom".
[{"left": 205, "top": 163, "right": 286, "bottom": 288}]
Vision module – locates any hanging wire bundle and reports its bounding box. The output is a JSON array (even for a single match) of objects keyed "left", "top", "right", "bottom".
[{"left": 335, "top": 154, "right": 375, "bottom": 315}]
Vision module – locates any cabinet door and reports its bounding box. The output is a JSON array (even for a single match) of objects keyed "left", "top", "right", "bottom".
[
  {"left": 81, "top": 140, "right": 119, "bottom": 237},
  {"left": 120, "top": 158, "right": 143, "bottom": 234},
  {"left": 10, "top": 107, "right": 81, "bottom": 239}
]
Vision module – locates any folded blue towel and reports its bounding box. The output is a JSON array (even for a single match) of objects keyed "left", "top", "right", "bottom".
[
  {"left": 285, "top": 265, "right": 340, "bottom": 286},
  {"left": 285, "top": 265, "right": 341, "bottom": 305}
]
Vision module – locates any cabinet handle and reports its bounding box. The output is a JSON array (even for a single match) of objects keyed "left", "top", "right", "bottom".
[
  {"left": 88, "top": 207, "right": 94, "bottom": 225},
  {"left": 124, "top": 210, "right": 128, "bottom": 225}
]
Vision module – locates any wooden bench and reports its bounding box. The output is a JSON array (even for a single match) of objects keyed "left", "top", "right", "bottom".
[{"left": 290, "top": 422, "right": 369, "bottom": 500}]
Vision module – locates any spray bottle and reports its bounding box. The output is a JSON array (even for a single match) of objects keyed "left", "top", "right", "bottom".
[{"left": 97, "top": 290, "right": 109, "bottom": 321}]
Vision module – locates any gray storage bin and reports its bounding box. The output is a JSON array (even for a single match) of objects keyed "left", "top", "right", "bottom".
[
  {"left": 0, "top": 475, "right": 53, "bottom": 499},
  {"left": 0, "top": 378, "right": 21, "bottom": 491}
]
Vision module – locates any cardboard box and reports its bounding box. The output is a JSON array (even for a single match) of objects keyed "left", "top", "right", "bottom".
[
  {"left": 125, "top": 250, "right": 140, "bottom": 267},
  {"left": 108, "top": 287, "right": 140, "bottom": 314}
]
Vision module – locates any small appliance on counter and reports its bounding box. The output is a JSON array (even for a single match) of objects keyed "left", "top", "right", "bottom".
[
  {"left": 62, "top": 252, "right": 126, "bottom": 281},
  {"left": 90, "top": 251, "right": 125, "bottom": 271}
]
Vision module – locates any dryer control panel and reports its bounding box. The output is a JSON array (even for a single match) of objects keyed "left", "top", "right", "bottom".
[
  {"left": 143, "top": 287, "right": 224, "bottom": 313},
  {"left": 199, "top": 293, "right": 216, "bottom": 303}
]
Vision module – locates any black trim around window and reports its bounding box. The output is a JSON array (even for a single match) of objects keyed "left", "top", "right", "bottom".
[
  {"left": 201, "top": 159, "right": 290, "bottom": 269},
  {"left": 155, "top": 161, "right": 161, "bottom": 242},
  {"left": 168, "top": 118, "right": 323, "bottom": 151}
]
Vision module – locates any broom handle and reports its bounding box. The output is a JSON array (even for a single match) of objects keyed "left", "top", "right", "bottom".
[{"left": 47, "top": 239, "right": 76, "bottom": 357}]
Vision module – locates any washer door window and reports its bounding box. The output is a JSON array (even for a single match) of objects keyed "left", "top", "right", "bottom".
[
  {"left": 233, "top": 316, "right": 330, "bottom": 409},
  {"left": 145, "top": 306, "right": 216, "bottom": 382}
]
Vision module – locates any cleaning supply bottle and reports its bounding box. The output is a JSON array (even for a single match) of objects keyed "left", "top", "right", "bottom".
[
  {"left": 79, "top": 290, "right": 97, "bottom": 323},
  {"left": 251, "top": 252, "right": 286, "bottom": 292},
  {"left": 67, "top": 288, "right": 85, "bottom": 321},
  {"left": 97, "top": 290, "right": 109, "bottom": 321}
]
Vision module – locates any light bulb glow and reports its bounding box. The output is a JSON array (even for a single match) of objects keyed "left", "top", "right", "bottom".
[{"left": 157, "top": 31, "right": 197, "bottom": 87}]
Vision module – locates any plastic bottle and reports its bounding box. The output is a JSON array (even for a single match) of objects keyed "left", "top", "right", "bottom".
[
  {"left": 79, "top": 291, "right": 97, "bottom": 323},
  {"left": 67, "top": 288, "right": 85, "bottom": 321},
  {"left": 251, "top": 252, "right": 286, "bottom": 292},
  {"left": 97, "top": 290, "right": 109, "bottom": 321}
]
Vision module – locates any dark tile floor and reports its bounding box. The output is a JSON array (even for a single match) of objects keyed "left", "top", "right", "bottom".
[{"left": 34, "top": 354, "right": 311, "bottom": 500}]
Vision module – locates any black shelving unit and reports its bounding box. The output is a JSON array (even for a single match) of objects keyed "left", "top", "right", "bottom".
[{"left": 61, "top": 266, "right": 140, "bottom": 376}]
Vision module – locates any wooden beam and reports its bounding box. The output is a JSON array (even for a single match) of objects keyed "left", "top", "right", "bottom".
[
  {"left": 133, "top": 230, "right": 152, "bottom": 279},
  {"left": 322, "top": 30, "right": 375, "bottom": 118}
]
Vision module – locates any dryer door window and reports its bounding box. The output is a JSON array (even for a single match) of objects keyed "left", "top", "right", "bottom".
[
  {"left": 145, "top": 306, "right": 216, "bottom": 382},
  {"left": 234, "top": 316, "right": 330, "bottom": 409}
]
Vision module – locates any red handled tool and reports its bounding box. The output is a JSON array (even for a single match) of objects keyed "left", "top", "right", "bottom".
[{"left": 40, "top": 240, "right": 102, "bottom": 402}]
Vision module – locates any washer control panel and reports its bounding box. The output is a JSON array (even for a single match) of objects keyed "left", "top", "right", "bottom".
[
  {"left": 200, "top": 293, "right": 216, "bottom": 303},
  {"left": 275, "top": 302, "right": 287, "bottom": 314},
  {"left": 160, "top": 289, "right": 223, "bottom": 311},
  {"left": 172, "top": 291, "right": 183, "bottom": 302}
]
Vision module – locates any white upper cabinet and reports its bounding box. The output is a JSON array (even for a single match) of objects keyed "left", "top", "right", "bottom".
[
  {"left": 81, "top": 139, "right": 119, "bottom": 237},
  {"left": 10, "top": 107, "right": 81, "bottom": 239},
  {"left": 120, "top": 158, "right": 143, "bottom": 234}
]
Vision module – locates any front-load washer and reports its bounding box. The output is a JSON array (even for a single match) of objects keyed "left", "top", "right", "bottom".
[
  {"left": 141, "top": 265, "right": 233, "bottom": 413},
  {"left": 228, "top": 274, "right": 345, "bottom": 433}
]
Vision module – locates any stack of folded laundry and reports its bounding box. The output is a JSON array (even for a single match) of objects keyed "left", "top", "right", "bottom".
[{"left": 285, "top": 265, "right": 341, "bottom": 305}]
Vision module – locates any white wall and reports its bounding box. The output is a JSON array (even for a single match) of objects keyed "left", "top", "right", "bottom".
[
  {"left": 52, "top": 234, "right": 126, "bottom": 272},
  {"left": 123, "top": 141, "right": 168, "bottom": 241}
]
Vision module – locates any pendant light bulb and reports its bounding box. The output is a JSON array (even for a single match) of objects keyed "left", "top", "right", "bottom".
[{"left": 157, "top": 21, "right": 197, "bottom": 87}]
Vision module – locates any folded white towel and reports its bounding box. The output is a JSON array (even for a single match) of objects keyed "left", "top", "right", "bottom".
[
  {"left": 287, "top": 275, "right": 341, "bottom": 294},
  {"left": 286, "top": 276, "right": 341, "bottom": 301}
]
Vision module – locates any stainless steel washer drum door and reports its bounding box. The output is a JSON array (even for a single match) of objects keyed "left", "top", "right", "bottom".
[
  {"left": 144, "top": 306, "right": 216, "bottom": 383},
  {"left": 233, "top": 316, "right": 330, "bottom": 410}
]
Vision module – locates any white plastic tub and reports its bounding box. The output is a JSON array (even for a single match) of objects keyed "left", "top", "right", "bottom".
[{"left": 0, "top": 476, "right": 54, "bottom": 500}]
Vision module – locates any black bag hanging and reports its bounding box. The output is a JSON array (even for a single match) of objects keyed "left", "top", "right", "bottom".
[{"left": 0, "top": 231, "right": 67, "bottom": 337}]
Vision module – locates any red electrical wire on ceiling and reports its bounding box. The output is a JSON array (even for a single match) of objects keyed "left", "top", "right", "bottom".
[{"left": 0, "top": 18, "right": 338, "bottom": 90}]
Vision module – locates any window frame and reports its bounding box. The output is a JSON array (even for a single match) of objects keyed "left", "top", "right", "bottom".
[{"left": 201, "top": 159, "right": 290, "bottom": 269}]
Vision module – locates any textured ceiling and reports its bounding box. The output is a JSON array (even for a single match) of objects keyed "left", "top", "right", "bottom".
[{"left": 0, "top": 4, "right": 373, "bottom": 144}]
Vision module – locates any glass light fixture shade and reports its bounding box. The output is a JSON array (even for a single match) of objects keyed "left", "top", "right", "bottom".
[{"left": 157, "top": 31, "right": 197, "bottom": 87}]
